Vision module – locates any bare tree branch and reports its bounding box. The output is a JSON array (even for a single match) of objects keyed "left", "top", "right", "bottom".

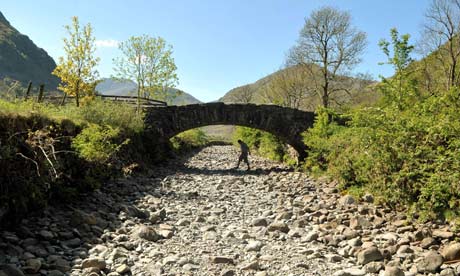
[{"left": 287, "top": 6, "right": 367, "bottom": 108}]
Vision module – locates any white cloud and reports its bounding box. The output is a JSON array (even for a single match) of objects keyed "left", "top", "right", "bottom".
[{"left": 95, "top": 39, "right": 119, "bottom": 48}]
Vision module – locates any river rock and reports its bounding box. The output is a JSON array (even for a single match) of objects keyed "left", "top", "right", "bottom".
[
  {"left": 131, "top": 225, "right": 160, "bottom": 241},
  {"left": 210, "top": 256, "right": 234, "bottom": 265},
  {"left": 38, "top": 230, "right": 53, "bottom": 240},
  {"left": 382, "top": 266, "right": 404, "bottom": 276},
  {"left": 81, "top": 257, "right": 106, "bottom": 270},
  {"left": 357, "top": 247, "right": 383, "bottom": 265},
  {"left": 267, "top": 222, "right": 289, "bottom": 233},
  {"left": 0, "top": 265, "right": 25, "bottom": 276},
  {"left": 246, "top": 240, "right": 264, "bottom": 252},
  {"left": 339, "top": 195, "right": 355, "bottom": 206},
  {"left": 252, "top": 217, "right": 268, "bottom": 227},
  {"left": 417, "top": 251, "right": 443, "bottom": 273},
  {"left": 441, "top": 242, "right": 460, "bottom": 261},
  {"left": 23, "top": 258, "right": 41, "bottom": 273}
]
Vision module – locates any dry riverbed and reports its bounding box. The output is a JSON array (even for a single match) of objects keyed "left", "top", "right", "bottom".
[{"left": 1, "top": 146, "right": 460, "bottom": 276}]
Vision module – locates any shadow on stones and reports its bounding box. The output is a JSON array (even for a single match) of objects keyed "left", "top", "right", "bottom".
[
  {"left": 0, "top": 145, "right": 291, "bottom": 275},
  {"left": 180, "top": 167, "right": 294, "bottom": 176}
]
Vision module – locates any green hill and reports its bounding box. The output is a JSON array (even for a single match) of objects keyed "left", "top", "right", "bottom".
[
  {"left": 220, "top": 64, "right": 377, "bottom": 111},
  {"left": 0, "top": 11, "right": 58, "bottom": 89}
]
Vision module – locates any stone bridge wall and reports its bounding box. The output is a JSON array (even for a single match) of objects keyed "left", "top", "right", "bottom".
[{"left": 144, "top": 103, "right": 315, "bottom": 160}]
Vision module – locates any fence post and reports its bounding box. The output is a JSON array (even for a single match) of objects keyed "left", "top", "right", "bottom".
[
  {"left": 37, "top": 84, "right": 45, "bottom": 103},
  {"left": 60, "top": 93, "right": 67, "bottom": 106},
  {"left": 25, "top": 81, "right": 32, "bottom": 100}
]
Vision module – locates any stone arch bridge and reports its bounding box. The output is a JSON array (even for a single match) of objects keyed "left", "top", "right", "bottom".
[{"left": 145, "top": 103, "right": 316, "bottom": 161}]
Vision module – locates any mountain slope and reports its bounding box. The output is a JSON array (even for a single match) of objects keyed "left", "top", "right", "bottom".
[
  {"left": 0, "top": 11, "right": 58, "bottom": 89},
  {"left": 96, "top": 78, "right": 202, "bottom": 105},
  {"left": 220, "top": 65, "right": 376, "bottom": 110}
]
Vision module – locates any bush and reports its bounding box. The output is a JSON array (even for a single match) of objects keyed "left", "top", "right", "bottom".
[
  {"left": 170, "top": 128, "right": 209, "bottom": 152},
  {"left": 71, "top": 124, "right": 129, "bottom": 163},
  {"left": 233, "top": 126, "right": 296, "bottom": 163},
  {"left": 303, "top": 107, "right": 346, "bottom": 174},
  {"left": 304, "top": 88, "right": 460, "bottom": 220},
  {"left": 301, "top": 29, "right": 460, "bottom": 220}
]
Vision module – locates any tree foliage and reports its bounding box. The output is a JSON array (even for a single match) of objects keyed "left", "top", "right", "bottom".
[
  {"left": 378, "top": 28, "right": 418, "bottom": 110},
  {"left": 52, "top": 16, "right": 99, "bottom": 107},
  {"left": 113, "top": 35, "right": 179, "bottom": 107},
  {"left": 288, "top": 6, "right": 367, "bottom": 108}
]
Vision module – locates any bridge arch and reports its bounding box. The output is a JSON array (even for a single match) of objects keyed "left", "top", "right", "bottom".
[{"left": 144, "top": 103, "right": 316, "bottom": 161}]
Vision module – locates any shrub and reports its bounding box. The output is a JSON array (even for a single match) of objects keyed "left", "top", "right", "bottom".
[
  {"left": 232, "top": 126, "right": 296, "bottom": 163},
  {"left": 303, "top": 88, "right": 460, "bottom": 220},
  {"left": 302, "top": 107, "right": 346, "bottom": 174},
  {"left": 71, "top": 124, "right": 129, "bottom": 163},
  {"left": 170, "top": 128, "right": 209, "bottom": 152}
]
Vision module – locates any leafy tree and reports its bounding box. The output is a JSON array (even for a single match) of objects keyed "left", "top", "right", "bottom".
[
  {"left": 113, "top": 35, "right": 179, "bottom": 108},
  {"left": 52, "top": 16, "right": 99, "bottom": 107},
  {"left": 288, "top": 6, "right": 367, "bottom": 108},
  {"left": 378, "top": 28, "right": 418, "bottom": 109}
]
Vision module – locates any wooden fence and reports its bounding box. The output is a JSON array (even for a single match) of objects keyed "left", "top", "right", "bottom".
[
  {"left": 41, "top": 94, "right": 167, "bottom": 107},
  {"left": 16, "top": 82, "right": 167, "bottom": 107}
]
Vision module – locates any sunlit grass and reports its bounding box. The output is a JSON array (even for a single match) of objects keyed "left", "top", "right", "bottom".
[{"left": 0, "top": 98, "right": 145, "bottom": 132}]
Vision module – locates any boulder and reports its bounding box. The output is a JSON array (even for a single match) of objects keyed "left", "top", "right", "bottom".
[
  {"left": 131, "top": 225, "right": 161, "bottom": 241},
  {"left": 357, "top": 247, "right": 383, "bottom": 265},
  {"left": 417, "top": 251, "right": 443, "bottom": 273},
  {"left": 441, "top": 242, "right": 460, "bottom": 261}
]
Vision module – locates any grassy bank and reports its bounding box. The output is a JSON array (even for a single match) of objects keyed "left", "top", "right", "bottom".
[{"left": 0, "top": 99, "right": 155, "bottom": 225}]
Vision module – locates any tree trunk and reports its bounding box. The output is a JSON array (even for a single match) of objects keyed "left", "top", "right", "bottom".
[
  {"left": 322, "top": 89, "right": 329, "bottom": 108},
  {"left": 75, "top": 80, "right": 80, "bottom": 107},
  {"left": 137, "top": 82, "right": 141, "bottom": 114},
  {"left": 322, "top": 44, "right": 329, "bottom": 108}
]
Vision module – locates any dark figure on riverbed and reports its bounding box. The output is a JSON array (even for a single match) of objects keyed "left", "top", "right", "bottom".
[{"left": 235, "top": 139, "right": 250, "bottom": 170}]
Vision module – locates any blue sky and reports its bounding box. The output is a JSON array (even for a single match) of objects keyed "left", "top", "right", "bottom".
[{"left": 2, "top": 0, "right": 431, "bottom": 102}]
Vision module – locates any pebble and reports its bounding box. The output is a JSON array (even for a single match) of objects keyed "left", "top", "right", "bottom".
[
  {"left": 81, "top": 257, "right": 106, "bottom": 270},
  {"left": 0, "top": 146, "right": 459, "bottom": 276}
]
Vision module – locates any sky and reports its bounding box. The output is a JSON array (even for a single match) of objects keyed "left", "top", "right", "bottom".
[{"left": 2, "top": 0, "right": 432, "bottom": 102}]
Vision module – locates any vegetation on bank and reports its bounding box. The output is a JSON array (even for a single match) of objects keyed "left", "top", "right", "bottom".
[
  {"left": 0, "top": 98, "right": 148, "bottom": 224},
  {"left": 0, "top": 97, "right": 213, "bottom": 225},
  {"left": 232, "top": 126, "right": 297, "bottom": 165},
  {"left": 0, "top": 15, "right": 188, "bottom": 225},
  {"left": 231, "top": 1, "right": 460, "bottom": 222},
  {"left": 303, "top": 29, "right": 460, "bottom": 222},
  {"left": 0, "top": 98, "right": 144, "bottom": 132},
  {"left": 170, "top": 129, "right": 209, "bottom": 152}
]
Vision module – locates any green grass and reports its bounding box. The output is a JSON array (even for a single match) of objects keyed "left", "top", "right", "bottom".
[
  {"left": 170, "top": 128, "right": 209, "bottom": 152},
  {"left": 0, "top": 98, "right": 144, "bottom": 133}
]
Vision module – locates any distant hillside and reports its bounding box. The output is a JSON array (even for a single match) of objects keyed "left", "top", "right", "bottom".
[
  {"left": 96, "top": 78, "right": 202, "bottom": 105},
  {"left": 96, "top": 78, "right": 137, "bottom": 96},
  {"left": 0, "top": 11, "right": 58, "bottom": 89},
  {"left": 220, "top": 65, "right": 377, "bottom": 110}
]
